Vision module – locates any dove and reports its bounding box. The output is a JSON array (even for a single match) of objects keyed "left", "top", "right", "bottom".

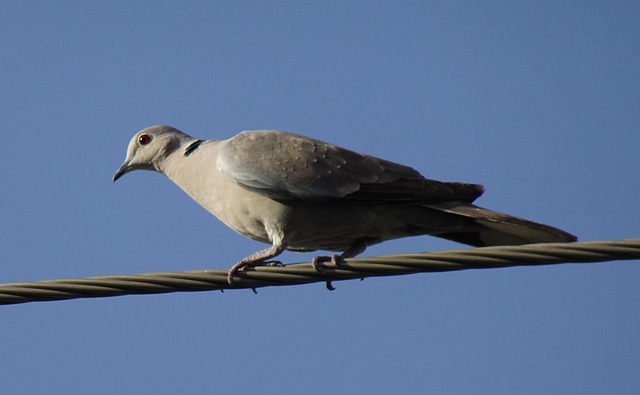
[{"left": 113, "top": 125, "right": 576, "bottom": 284}]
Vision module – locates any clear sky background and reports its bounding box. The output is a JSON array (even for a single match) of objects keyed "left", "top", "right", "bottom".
[{"left": 1, "top": 1, "right": 639, "bottom": 394}]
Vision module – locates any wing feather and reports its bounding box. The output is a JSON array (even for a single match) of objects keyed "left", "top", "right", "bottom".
[{"left": 218, "top": 130, "right": 483, "bottom": 203}]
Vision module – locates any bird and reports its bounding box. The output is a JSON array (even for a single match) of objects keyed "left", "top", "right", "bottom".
[{"left": 113, "top": 125, "right": 577, "bottom": 284}]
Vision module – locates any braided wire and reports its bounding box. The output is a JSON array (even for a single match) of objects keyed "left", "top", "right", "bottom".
[{"left": 1, "top": 238, "right": 638, "bottom": 305}]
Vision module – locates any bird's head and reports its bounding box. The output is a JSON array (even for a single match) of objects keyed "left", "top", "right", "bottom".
[{"left": 113, "top": 125, "right": 189, "bottom": 181}]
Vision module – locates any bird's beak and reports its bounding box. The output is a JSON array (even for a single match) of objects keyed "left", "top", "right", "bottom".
[{"left": 112, "top": 161, "right": 130, "bottom": 182}]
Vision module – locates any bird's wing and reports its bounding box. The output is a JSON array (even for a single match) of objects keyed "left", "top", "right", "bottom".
[{"left": 217, "top": 130, "right": 483, "bottom": 203}]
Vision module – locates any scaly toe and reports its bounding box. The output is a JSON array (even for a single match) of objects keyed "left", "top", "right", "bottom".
[{"left": 312, "top": 256, "right": 330, "bottom": 272}]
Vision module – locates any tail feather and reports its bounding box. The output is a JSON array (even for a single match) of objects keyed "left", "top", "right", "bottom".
[{"left": 429, "top": 202, "right": 577, "bottom": 247}]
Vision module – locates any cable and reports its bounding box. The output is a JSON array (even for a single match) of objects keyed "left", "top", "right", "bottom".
[{"left": 1, "top": 238, "right": 638, "bottom": 305}]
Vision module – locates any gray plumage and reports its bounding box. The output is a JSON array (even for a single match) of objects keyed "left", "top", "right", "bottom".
[{"left": 113, "top": 125, "right": 577, "bottom": 283}]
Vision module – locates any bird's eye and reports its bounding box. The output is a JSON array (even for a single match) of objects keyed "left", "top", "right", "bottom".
[{"left": 138, "top": 134, "right": 151, "bottom": 145}]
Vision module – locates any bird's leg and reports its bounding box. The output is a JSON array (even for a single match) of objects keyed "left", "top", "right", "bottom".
[
  {"left": 335, "top": 240, "right": 368, "bottom": 262},
  {"left": 228, "top": 243, "right": 286, "bottom": 285}
]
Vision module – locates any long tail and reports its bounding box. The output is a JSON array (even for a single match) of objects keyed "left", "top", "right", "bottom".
[{"left": 428, "top": 202, "right": 577, "bottom": 247}]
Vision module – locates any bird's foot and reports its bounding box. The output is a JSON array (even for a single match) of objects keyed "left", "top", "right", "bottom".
[
  {"left": 227, "top": 260, "right": 284, "bottom": 284},
  {"left": 227, "top": 261, "right": 251, "bottom": 285},
  {"left": 311, "top": 254, "right": 344, "bottom": 273},
  {"left": 312, "top": 255, "right": 345, "bottom": 291}
]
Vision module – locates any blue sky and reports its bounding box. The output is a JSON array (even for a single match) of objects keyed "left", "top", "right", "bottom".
[{"left": 1, "top": 1, "right": 639, "bottom": 394}]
